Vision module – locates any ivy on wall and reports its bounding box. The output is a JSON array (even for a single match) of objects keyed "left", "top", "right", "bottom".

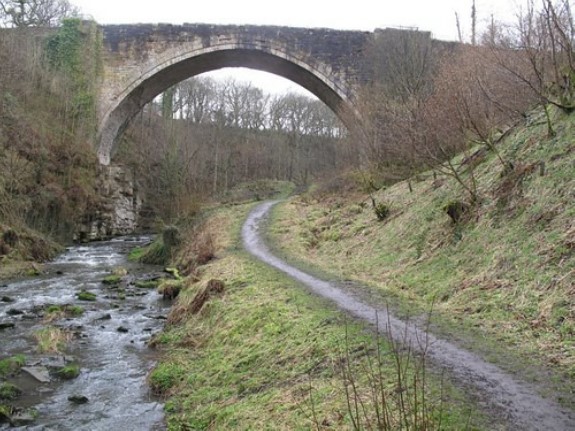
[{"left": 45, "top": 18, "right": 101, "bottom": 127}]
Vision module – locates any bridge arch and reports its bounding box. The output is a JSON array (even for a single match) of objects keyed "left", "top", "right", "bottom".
[{"left": 97, "top": 29, "right": 365, "bottom": 165}]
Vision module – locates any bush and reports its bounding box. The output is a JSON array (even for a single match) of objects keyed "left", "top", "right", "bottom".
[
  {"left": 371, "top": 197, "right": 391, "bottom": 221},
  {"left": 443, "top": 200, "right": 470, "bottom": 224}
]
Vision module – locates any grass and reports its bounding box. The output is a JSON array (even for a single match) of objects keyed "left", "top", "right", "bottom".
[
  {"left": 67, "top": 305, "right": 84, "bottom": 316},
  {"left": 267, "top": 106, "right": 575, "bottom": 389},
  {"left": 0, "top": 224, "right": 62, "bottom": 280},
  {"left": 0, "top": 383, "right": 21, "bottom": 401},
  {"left": 56, "top": 363, "right": 80, "bottom": 380},
  {"left": 150, "top": 202, "right": 481, "bottom": 429},
  {"left": 157, "top": 279, "right": 183, "bottom": 299},
  {"left": 139, "top": 238, "right": 170, "bottom": 265},
  {"left": 0, "top": 261, "right": 45, "bottom": 281},
  {"left": 135, "top": 279, "right": 160, "bottom": 289},
  {"left": 0, "top": 403, "right": 12, "bottom": 421},
  {"left": 76, "top": 290, "right": 97, "bottom": 301},
  {"left": 103, "top": 267, "right": 127, "bottom": 285},
  {"left": 128, "top": 246, "right": 145, "bottom": 262},
  {"left": 33, "top": 326, "right": 72, "bottom": 353},
  {"left": 0, "top": 355, "right": 25, "bottom": 378},
  {"left": 43, "top": 304, "right": 84, "bottom": 322},
  {"left": 102, "top": 274, "right": 122, "bottom": 285}
]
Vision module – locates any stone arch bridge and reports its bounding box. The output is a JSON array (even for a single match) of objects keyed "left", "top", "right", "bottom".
[{"left": 96, "top": 23, "right": 427, "bottom": 165}]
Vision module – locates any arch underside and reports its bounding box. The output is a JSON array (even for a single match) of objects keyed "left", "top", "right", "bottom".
[{"left": 97, "top": 48, "right": 358, "bottom": 165}]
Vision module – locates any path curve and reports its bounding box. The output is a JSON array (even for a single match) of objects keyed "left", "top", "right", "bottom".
[{"left": 242, "top": 201, "right": 575, "bottom": 431}]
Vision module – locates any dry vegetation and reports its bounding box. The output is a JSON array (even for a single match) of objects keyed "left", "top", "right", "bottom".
[
  {"left": 354, "top": 0, "right": 575, "bottom": 200},
  {"left": 0, "top": 18, "right": 102, "bottom": 272}
]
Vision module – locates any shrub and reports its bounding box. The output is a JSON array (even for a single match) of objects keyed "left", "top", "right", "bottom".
[
  {"left": 443, "top": 200, "right": 470, "bottom": 224},
  {"left": 371, "top": 197, "right": 391, "bottom": 221}
]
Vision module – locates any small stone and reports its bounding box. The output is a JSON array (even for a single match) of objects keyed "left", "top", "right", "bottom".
[
  {"left": 117, "top": 326, "right": 129, "bottom": 333},
  {"left": 6, "top": 309, "right": 24, "bottom": 316},
  {"left": 1, "top": 296, "right": 14, "bottom": 303},
  {"left": 40, "top": 356, "right": 67, "bottom": 369},
  {"left": 0, "top": 322, "right": 15, "bottom": 330},
  {"left": 144, "top": 314, "right": 167, "bottom": 320},
  {"left": 22, "top": 366, "right": 51, "bottom": 383},
  {"left": 10, "top": 409, "right": 38, "bottom": 426},
  {"left": 68, "top": 394, "right": 89, "bottom": 404},
  {"left": 96, "top": 313, "right": 112, "bottom": 321}
]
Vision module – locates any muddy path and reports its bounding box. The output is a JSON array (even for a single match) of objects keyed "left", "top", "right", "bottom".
[{"left": 242, "top": 201, "right": 575, "bottom": 431}]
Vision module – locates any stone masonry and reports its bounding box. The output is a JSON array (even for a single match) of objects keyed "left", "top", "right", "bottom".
[{"left": 96, "top": 23, "right": 373, "bottom": 164}]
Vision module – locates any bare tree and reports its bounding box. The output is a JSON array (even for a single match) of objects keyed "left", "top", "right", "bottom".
[
  {"left": 118, "top": 74, "right": 349, "bottom": 221},
  {"left": 353, "top": 28, "right": 441, "bottom": 182},
  {"left": 471, "top": 0, "right": 477, "bottom": 45},
  {"left": 489, "top": 0, "right": 575, "bottom": 115},
  {"left": 0, "top": 0, "right": 79, "bottom": 27}
]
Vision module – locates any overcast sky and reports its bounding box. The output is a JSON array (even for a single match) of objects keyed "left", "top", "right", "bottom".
[{"left": 72, "top": 0, "right": 520, "bottom": 94}]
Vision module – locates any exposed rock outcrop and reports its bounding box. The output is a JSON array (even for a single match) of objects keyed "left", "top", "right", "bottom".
[{"left": 75, "top": 165, "right": 142, "bottom": 241}]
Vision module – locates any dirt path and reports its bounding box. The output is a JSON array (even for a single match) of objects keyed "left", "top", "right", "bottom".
[{"left": 242, "top": 201, "right": 575, "bottom": 431}]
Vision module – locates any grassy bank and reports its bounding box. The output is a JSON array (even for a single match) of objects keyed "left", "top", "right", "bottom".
[
  {"left": 149, "top": 203, "right": 481, "bottom": 429},
  {"left": 267, "top": 106, "right": 575, "bottom": 389},
  {"left": 0, "top": 224, "right": 62, "bottom": 280}
]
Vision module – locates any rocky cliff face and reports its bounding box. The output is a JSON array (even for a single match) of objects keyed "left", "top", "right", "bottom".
[{"left": 75, "top": 165, "right": 142, "bottom": 241}]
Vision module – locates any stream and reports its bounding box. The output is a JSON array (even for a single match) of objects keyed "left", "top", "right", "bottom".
[{"left": 0, "top": 237, "right": 168, "bottom": 430}]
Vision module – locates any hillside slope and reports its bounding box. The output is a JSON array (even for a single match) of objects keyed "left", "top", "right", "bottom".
[
  {"left": 0, "top": 23, "right": 102, "bottom": 276},
  {"left": 268, "top": 106, "right": 575, "bottom": 386}
]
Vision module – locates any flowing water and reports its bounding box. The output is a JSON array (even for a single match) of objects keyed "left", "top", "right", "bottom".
[{"left": 0, "top": 237, "right": 168, "bottom": 430}]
